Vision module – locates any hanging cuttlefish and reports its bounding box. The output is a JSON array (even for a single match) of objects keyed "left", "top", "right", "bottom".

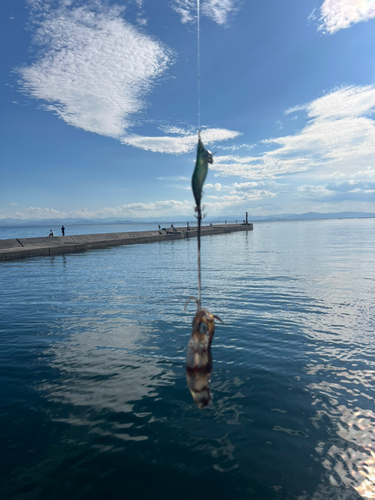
[{"left": 185, "top": 134, "right": 224, "bottom": 409}]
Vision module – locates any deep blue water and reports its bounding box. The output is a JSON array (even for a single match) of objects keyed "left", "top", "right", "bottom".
[{"left": 1, "top": 219, "right": 374, "bottom": 500}]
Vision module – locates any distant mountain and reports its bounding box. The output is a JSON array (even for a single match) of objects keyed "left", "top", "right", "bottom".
[
  {"left": 238, "top": 211, "right": 375, "bottom": 222},
  {"left": 0, "top": 211, "right": 374, "bottom": 226}
]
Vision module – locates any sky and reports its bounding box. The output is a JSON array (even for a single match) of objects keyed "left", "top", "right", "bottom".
[{"left": 1, "top": 0, "right": 375, "bottom": 220}]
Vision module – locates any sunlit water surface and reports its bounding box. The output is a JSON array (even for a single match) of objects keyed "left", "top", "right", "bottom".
[{"left": 1, "top": 219, "right": 374, "bottom": 499}]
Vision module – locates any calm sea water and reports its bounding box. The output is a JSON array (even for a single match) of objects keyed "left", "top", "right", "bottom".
[{"left": 1, "top": 219, "right": 374, "bottom": 500}]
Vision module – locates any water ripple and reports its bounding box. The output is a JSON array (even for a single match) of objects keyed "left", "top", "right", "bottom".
[{"left": 1, "top": 219, "right": 375, "bottom": 499}]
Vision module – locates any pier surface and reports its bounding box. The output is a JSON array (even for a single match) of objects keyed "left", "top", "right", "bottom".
[{"left": 0, "top": 223, "right": 253, "bottom": 261}]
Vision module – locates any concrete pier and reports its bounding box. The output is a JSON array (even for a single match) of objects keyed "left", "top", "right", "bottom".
[{"left": 0, "top": 223, "right": 253, "bottom": 262}]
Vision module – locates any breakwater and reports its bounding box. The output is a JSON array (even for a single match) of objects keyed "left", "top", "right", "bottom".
[{"left": 0, "top": 223, "right": 253, "bottom": 261}]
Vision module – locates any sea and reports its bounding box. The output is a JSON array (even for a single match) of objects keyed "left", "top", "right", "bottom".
[{"left": 0, "top": 218, "right": 374, "bottom": 500}]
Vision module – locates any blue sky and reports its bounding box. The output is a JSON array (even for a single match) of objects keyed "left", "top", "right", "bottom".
[{"left": 1, "top": 0, "right": 375, "bottom": 220}]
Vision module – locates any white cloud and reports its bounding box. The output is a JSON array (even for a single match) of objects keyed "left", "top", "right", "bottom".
[
  {"left": 352, "top": 167, "right": 375, "bottom": 178},
  {"left": 285, "top": 85, "right": 375, "bottom": 120},
  {"left": 194, "top": 179, "right": 276, "bottom": 211},
  {"left": 204, "top": 190, "right": 276, "bottom": 211},
  {"left": 122, "top": 127, "right": 240, "bottom": 154},
  {"left": 212, "top": 85, "right": 375, "bottom": 181},
  {"left": 136, "top": 17, "right": 148, "bottom": 26},
  {"left": 19, "top": 200, "right": 194, "bottom": 219},
  {"left": 231, "top": 182, "right": 260, "bottom": 191},
  {"left": 298, "top": 180, "right": 375, "bottom": 201},
  {"left": 26, "top": 207, "right": 68, "bottom": 217},
  {"left": 205, "top": 182, "right": 222, "bottom": 190},
  {"left": 20, "top": 1, "right": 172, "bottom": 138},
  {"left": 158, "top": 125, "right": 193, "bottom": 135},
  {"left": 16, "top": 183, "right": 277, "bottom": 219},
  {"left": 276, "top": 120, "right": 283, "bottom": 130},
  {"left": 211, "top": 154, "right": 304, "bottom": 180},
  {"left": 202, "top": 0, "right": 239, "bottom": 25},
  {"left": 317, "top": 0, "right": 375, "bottom": 34},
  {"left": 171, "top": 0, "right": 240, "bottom": 25},
  {"left": 157, "top": 176, "right": 190, "bottom": 181},
  {"left": 218, "top": 143, "right": 255, "bottom": 151},
  {"left": 170, "top": 0, "right": 195, "bottom": 24},
  {"left": 96, "top": 200, "right": 194, "bottom": 216},
  {"left": 19, "top": 1, "right": 242, "bottom": 154}
]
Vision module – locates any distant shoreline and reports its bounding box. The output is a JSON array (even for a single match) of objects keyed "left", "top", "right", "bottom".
[{"left": 0, "top": 211, "right": 374, "bottom": 227}]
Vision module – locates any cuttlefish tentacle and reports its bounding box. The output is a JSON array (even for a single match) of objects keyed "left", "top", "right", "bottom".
[
  {"left": 184, "top": 296, "right": 199, "bottom": 312},
  {"left": 185, "top": 298, "right": 224, "bottom": 408},
  {"left": 185, "top": 308, "right": 216, "bottom": 409}
]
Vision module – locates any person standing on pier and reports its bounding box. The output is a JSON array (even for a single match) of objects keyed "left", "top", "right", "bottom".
[{"left": 61, "top": 225, "right": 65, "bottom": 236}]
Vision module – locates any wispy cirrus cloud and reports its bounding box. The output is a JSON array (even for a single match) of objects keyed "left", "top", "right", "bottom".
[
  {"left": 218, "top": 143, "right": 255, "bottom": 152},
  {"left": 171, "top": 0, "right": 240, "bottom": 25},
  {"left": 317, "top": 0, "right": 375, "bottom": 34},
  {"left": 193, "top": 180, "right": 276, "bottom": 211},
  {"left": 26, "top": 206, "right": 68, "bottom": 217},
  {"left": 122, "top": 127, "right": 240, "bottom": 153},
  {"left": 202, "top": 0, "right": 240, "bottom": 24},
  {"left": 19, "top": 1, "right": 241, "bottom": 153},
  {"left": 205, "top": 182, "right": 223, "bottom": 190},
  {"left": 15, "top": 181, "right": 276, "bottom": 218},
  {"left": 20, "top": 200, "right": 194, "bottom": 219},
  {"left": 20, "top": 1, "right": 173, "bottom": 138},
  {"left": 157, "top": 176, "right": 190, "bottom": 181},
  {"left": 158, "top": 125, "right": 194, "bottom": 135},
  {"left": 298, "top": 180, "right": 375, "bottom": 202},
  {"left": 211, "top": 85, "right": 375, "bottom": 182},
  {"left": 204, "top": 190, "right": 276, "bottom": 212}
]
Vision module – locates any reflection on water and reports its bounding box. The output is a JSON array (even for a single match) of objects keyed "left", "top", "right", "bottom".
[
  {"left": 41, "top": 318, "right": 176, "bottom": 414},
  {"left": 307, "top": 361, "right": 375, "bottom": 498},
  {"left": 1, "top": 219, "right": 375, "bottom": 499}
]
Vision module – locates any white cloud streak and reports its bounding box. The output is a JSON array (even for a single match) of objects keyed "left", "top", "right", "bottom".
[
  {"left": 171, "top": 0, "right": 240, "bottom": 25},
  {"left": 27, "top": 206, "right": 68, "bottom": 217},
  {"left": 211, "top": 85, "right": 375, "bottom": 181},
  {"left": 317, "top": 0, "right": 375, "bottom": 34},
  {"left": 20, "top": 1, "right": 172, "bottom": 138},
  {"left": 19, "top": 1, "right": 241, "bottom": 154},
  {"left": 157, "top": 176, "right": 190, "bottom": 181},
  {"left": 204, "top": 190, "right": 276, "bottom": 211},
  {"left": 202, "top": 0, "right": 239, "bottom": 24},
  {"left": 122, "top": 127, "right": 240, "bottom": 154},
  {"left": 298, "top": 180, "right": 375, "bottom": 202},
  {"left": 16, "top": 180, "right": 277, "bottom": 218},
  {"left": 21, "top": 200, "right": 194, "bottom": 219}
]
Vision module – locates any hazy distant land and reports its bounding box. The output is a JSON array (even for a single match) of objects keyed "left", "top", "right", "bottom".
[{"left": 0, "top": 212, "right": 374, "bottom": 227}]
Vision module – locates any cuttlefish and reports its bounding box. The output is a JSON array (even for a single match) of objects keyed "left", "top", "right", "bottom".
[{"left": 185, "top": 297, "right": 223, "bottom": 408}]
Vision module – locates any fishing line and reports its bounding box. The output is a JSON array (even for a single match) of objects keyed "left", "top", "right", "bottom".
[
  {"left": 185, "top": 0, "right": 221, "bottom": 409},
  {"left": 197, "top": 0, "right": 202, "bottom": 309},
  {"left": 197, "top": 0, "right": 201, "bottom": 138}
]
